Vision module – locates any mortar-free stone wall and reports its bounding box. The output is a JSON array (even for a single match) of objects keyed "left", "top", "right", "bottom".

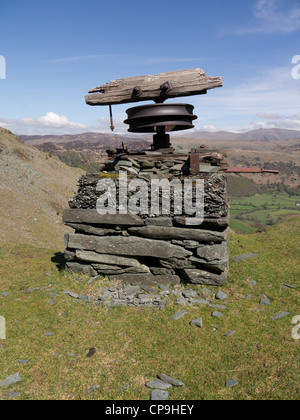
[{"left": 63, "top": 151, "right": 229, "bottom": 287}]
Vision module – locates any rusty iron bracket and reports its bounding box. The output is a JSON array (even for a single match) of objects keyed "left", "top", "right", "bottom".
[
  {"left": 189, "top": 154, "right": 280, "bottom": 175},
  {"left": 160, "top": 81, "right": 173, "bottom": 94},
  {"left": 132, "top": 86, "right": 142, "bottom": 97},
  {"left": 154, "top": 81, "right": 173, "bottom": 103},
  {"left": 189, "top": 152, "right": 200, "bottom": 175}
]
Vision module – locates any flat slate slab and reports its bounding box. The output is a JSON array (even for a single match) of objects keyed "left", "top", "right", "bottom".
[
  {"left": 0, "top": 373, "right": 22, "bottom": 387},
  {"left": 63, "top": 209, "right": 144, "bottom": 226},
  {"left": 212, "top": 311, "right": 223, "bottom": 319},
  {"left": 157, "top": 373, "right": 185, "bottom": 387},
  {"left": 76, "top": 250, "right": 141, "bottom": 267},
  {"left": 172, "top": 310, "right": 188, "bottom": 320},
  {"left": 260, "top": 297, "right": 271, "bottom": 306},
  {"left": 129, "top": 226, "right": 228, "bottom": 243},
  {"left": 151, "top": 390, "right": 169, "bottom": 400},
  {"left": 197, "top": 242, "right": 228, "bottom": 261},
  {"left": 174, "top": 215, "right": 229, "bottom": 227},
  {"left": 189, "top": 297, "right": 210, "bottom": 305},
  {"left": 215, "top": 291, "right": 227, "bottom": 300},
  {"left": 190, "top": 317, "right": 203, "bottom": 328},
  {"left": 224, "top": 330, "right": 236, "bottom": 337},
  {"left": 67, "top": 234, "right": 192, "bottom": 259},
  {"left": 180, "top": 268, "right": 228, "bottom": 286},
  {"left": 65, "top": 262, "right": 98, "bottom": 277},
  {"left": 226, "top": 379, "right": 239, "bottom": 388},
  {"left": 109, "top": 273, "right": 181, "bottom": 286},
  {"left": 5, "top": 392, "right": 20, "bottom": 399},
  {"left": 87, "top": 384, "right": 100, "bottom": 394},
  {"left": 146, "top": 379, "right": 172, "bottom": 390},
  {"left": 145, "top": 217, "right": 173, "bottom": 227},
  {"left": 272, "top": 312, "right": 290, "bottom": 321}
]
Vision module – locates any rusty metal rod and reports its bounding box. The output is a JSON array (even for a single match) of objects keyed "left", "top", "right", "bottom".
[
  {"left": 225, "top": 167, "right": 279, "bottom": 174},
  {"left": 109, "top": 104, "right": 114, "bottom": 131}
]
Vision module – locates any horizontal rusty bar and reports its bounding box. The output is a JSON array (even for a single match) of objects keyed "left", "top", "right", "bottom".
[{"left": 226, "top": 167, "right": 279, "bottom": 174}]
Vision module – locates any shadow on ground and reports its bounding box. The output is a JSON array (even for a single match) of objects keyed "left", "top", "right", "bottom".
[{"left": 51, "top": 252, "right": 66, "bottom": 272}]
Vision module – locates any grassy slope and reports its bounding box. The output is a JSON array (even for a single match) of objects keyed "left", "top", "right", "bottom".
[
  {"left": 0, "top": 217, "right": 299, "bottom": 400},
  {"left": 0, "top": 127, "right": 84, "bottom": 249},
  {"left": 229, "top": 219, "right": 257, "bottom": 234}
]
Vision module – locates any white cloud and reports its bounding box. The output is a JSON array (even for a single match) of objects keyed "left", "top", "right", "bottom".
[
  {"left": 197, "top": 125, "right": 219, "bottom": 132},
  {"left": 139, "top": 57, "right": 207, "bottom": 65},
  {"left": 0, "top": 112, "right": 87, "bottom": 135},
  {"left": 35, "top": 112, "right": 85, "bottom": 129},
  {"left": 235, "top": 0, "right": 300, "bottom": 34},
  {"left": 256, "top": 112, "right": 284, "bottom": 120},
  {"left": 254, "top": 112, "right": 300, "bottom": 129},
  {"left": 191, "top": 64, "right": 300, "bottom": 132},
  {"left": 48, "top": 54, "right": 112, "bottom": 64}
]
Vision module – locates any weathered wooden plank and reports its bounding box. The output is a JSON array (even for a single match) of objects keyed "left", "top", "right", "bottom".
[{"left": 85, "top": 68, "right": 222, "bottom": 106}]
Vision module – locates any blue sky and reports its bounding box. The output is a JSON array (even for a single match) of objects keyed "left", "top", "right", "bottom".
[{"left": 0, "top": 0, "right": 300, "bottom": 135}]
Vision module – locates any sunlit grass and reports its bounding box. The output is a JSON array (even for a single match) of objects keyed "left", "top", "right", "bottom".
[{"left": 0, "top": 218, "right": 299, "bottom": 400}]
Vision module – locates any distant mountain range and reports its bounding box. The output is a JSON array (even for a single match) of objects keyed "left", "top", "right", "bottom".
[
  {"left": 185, "top": 128, "right": 300, "bottom": 141},
  {"left": 21, "top": 128, "right": 300, "bottom": 145},
  {"left": 19, "top": 127, "right": 300, "bottom": 193}
]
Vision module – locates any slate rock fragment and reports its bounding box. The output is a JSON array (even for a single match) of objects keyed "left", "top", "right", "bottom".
[
  {"left": 272, "top": 312, "right": 290, "bottom": 321},
  {"left": 146, "top": 379, "right": 172, "bottom": 390},
  {"left": 190, "top": 318, "right": 203, "bottom": 328},
  {"left": 226, "top": 378, "right": 239, "bottom": 388},
  {"left": 157, "top": 373, "right": 185, "bottom": 387},
  {"left": 0, "top": 373, "right": 22, "bottom": 387},
  {"left": 151, "top": 390, "right": 169, "bottom": 400},
  {"left": 172, "top": 310, "right": 188, "bottom": 320},
  {"left": 215, "top": 291, "right": 227, "bottom": 300},
  {"left": 212, "top": 311, "right": 223, "bottom": 319}
]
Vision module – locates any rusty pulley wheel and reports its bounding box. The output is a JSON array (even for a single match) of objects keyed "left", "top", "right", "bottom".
[{"left": 124, "top": 103, "right": 197, "bottom": 133}]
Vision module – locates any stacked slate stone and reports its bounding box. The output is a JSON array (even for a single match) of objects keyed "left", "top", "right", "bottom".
[{"left": 63, "top": 149, "right": 229, "bottom": 286}]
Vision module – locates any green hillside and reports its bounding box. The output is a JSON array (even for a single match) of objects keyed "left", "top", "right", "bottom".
[
  {"left": 230, "top": 193, "right": 300, "bottom": 232},
  {"left": 0, "top": 217, "right": 299, "bottom": 400}
]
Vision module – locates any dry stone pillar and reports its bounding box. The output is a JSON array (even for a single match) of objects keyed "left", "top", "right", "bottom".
[{"left": 63, "top": 149, "right": 229, "bottom": 287}]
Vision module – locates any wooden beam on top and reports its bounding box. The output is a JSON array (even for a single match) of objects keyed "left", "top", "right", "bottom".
[{"left": 85, "top": 68, "right": 223, "bottom": 106}]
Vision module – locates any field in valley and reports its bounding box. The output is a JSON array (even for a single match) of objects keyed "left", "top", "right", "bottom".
[{"left": 229, "top": 193, "right": 300, "bottom": 233}]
